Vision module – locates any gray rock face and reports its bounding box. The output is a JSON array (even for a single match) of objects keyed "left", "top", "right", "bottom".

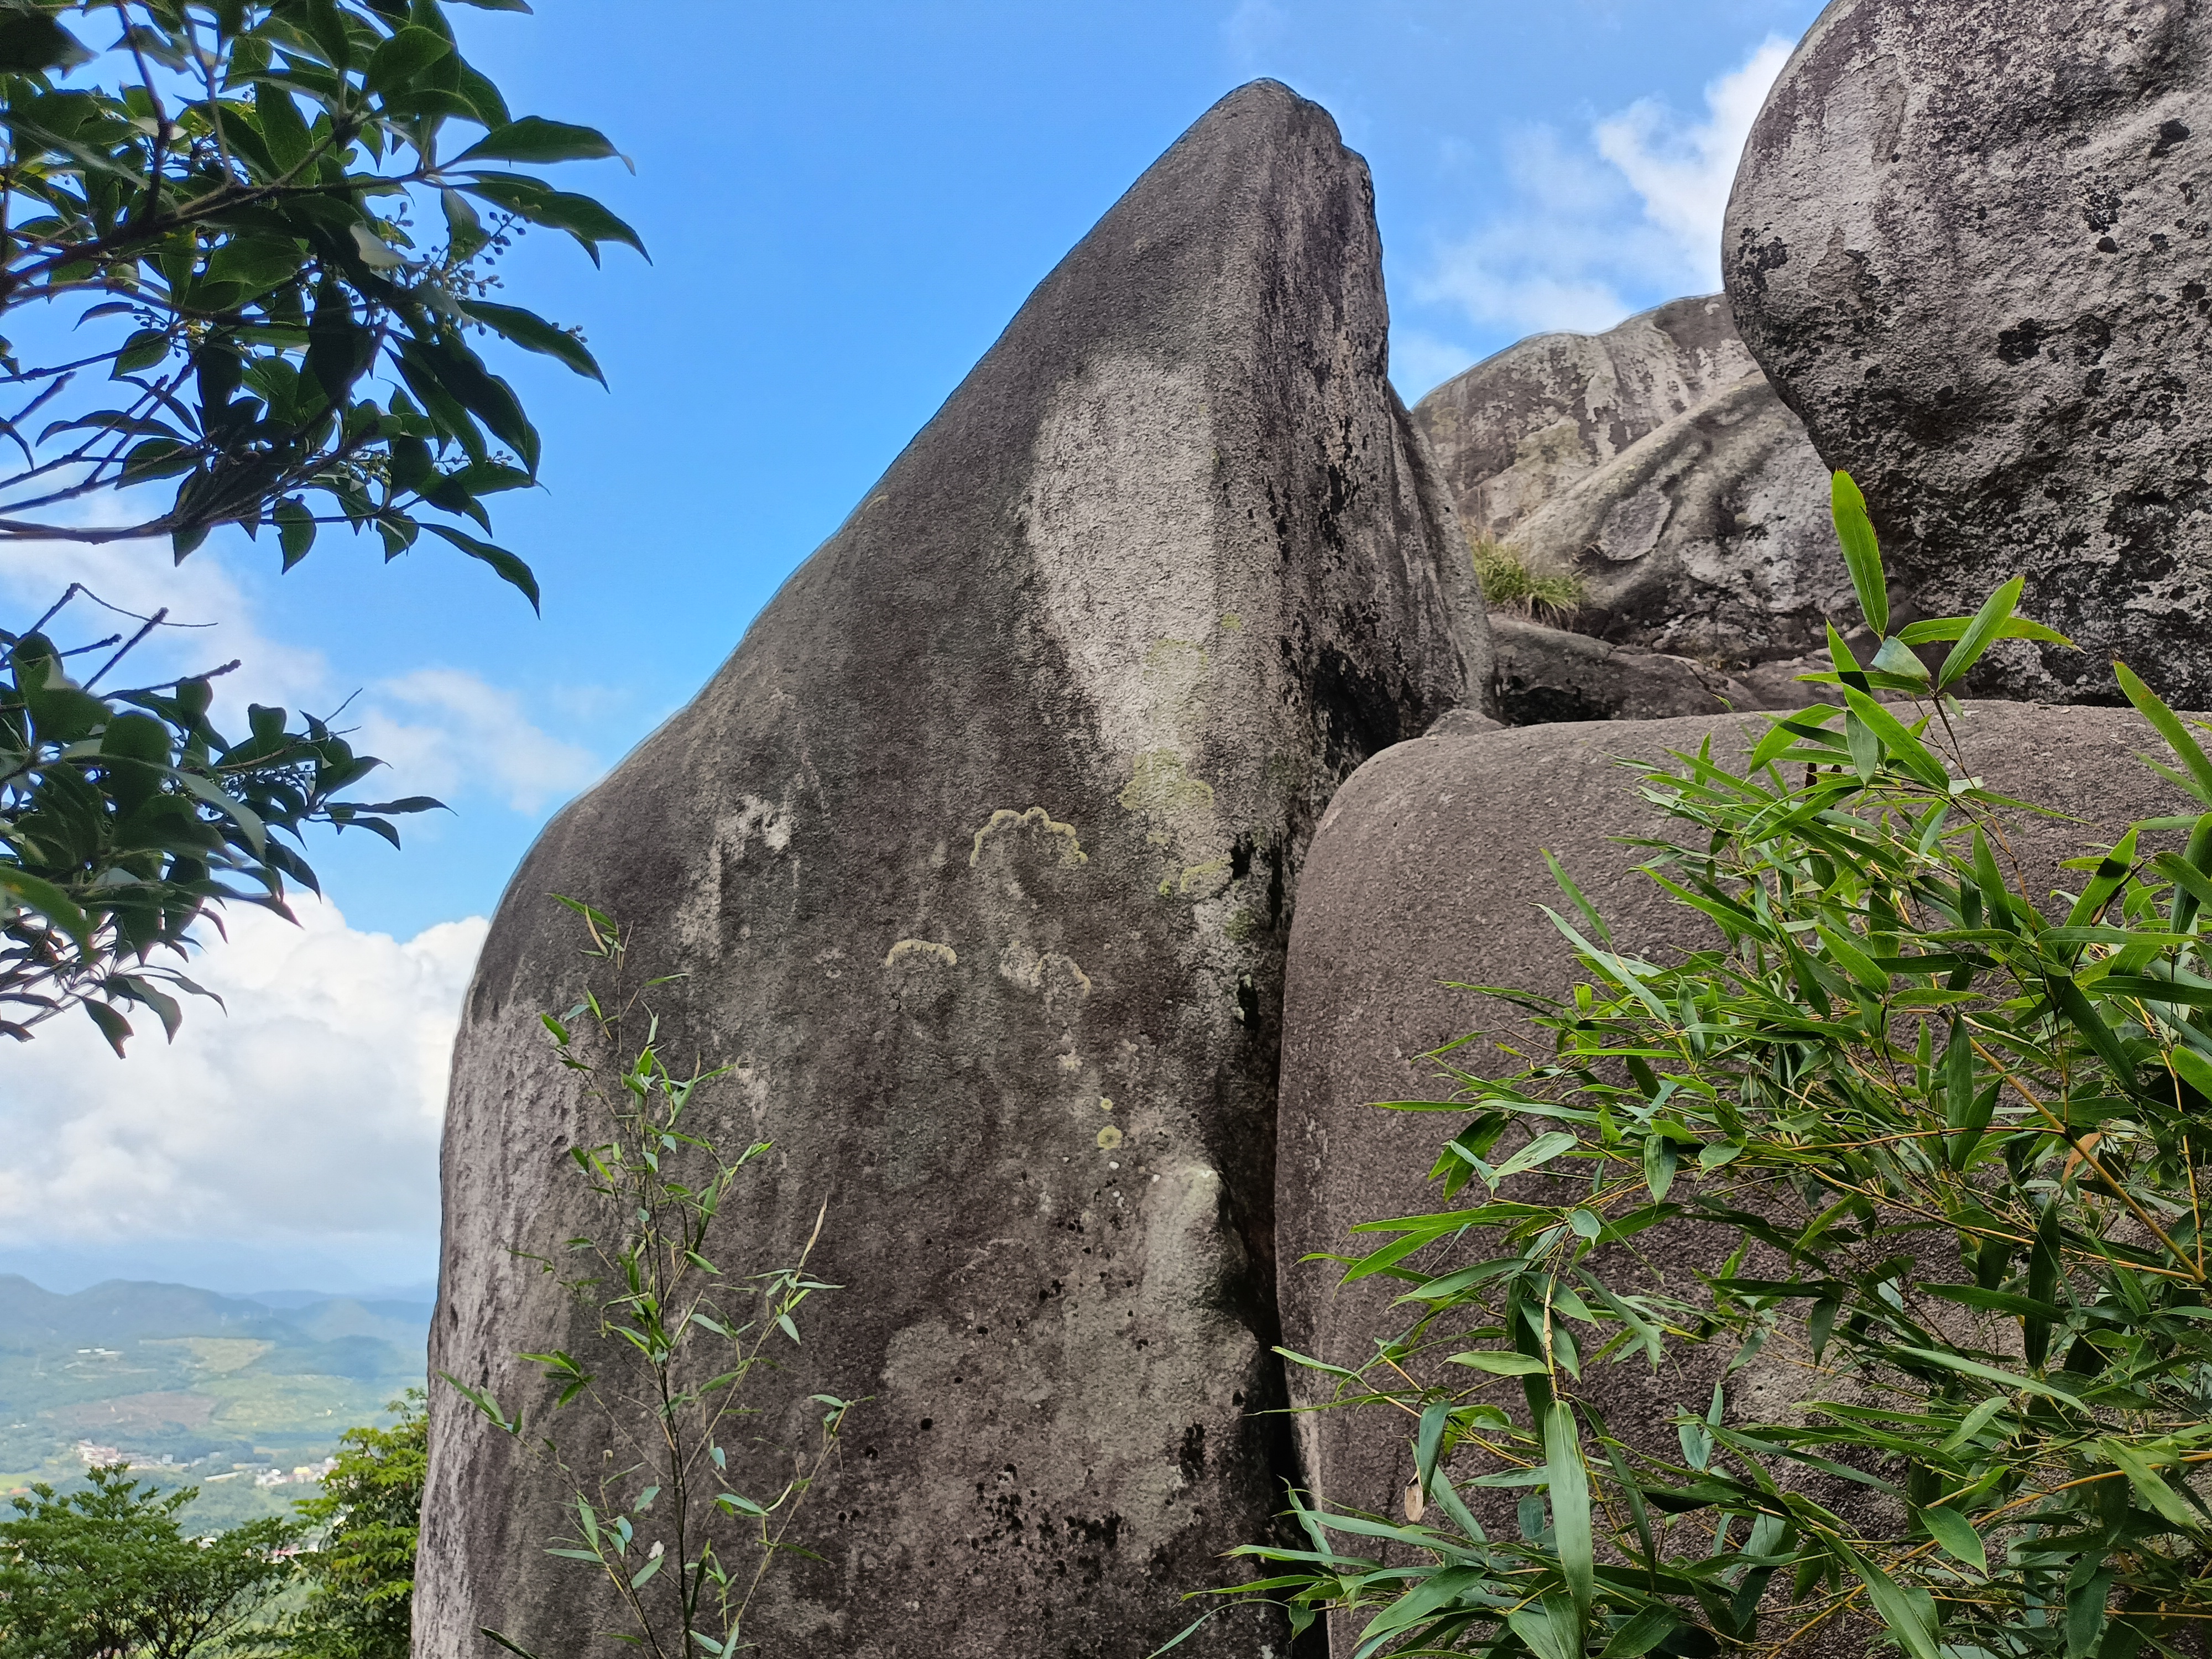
[
  {"left": 1486, "top": 613, "right": 1755, "bottom": 724},
  {"left": 1411, "top": 297, "right": 1845, "bottom": 675},
  {"left": 417, "top": 81, "right": 1488, "bottom": 1659},
  {"left": 1725, "top": 0, "right": 2212, "bottom": 706},
  {"left": 1277, "top": 704, "right": 2195, "bottom": 1656}
]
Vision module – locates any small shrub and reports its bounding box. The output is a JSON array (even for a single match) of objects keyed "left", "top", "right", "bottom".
[
  {"left": 445, "top": 898, "right": 852, "bottom": 1659},
  {"left": 1212, "top": 476, "right": 2212, "bottom": 1658},
  {"left": 1473, "top": 537, "right": 1587, "bottom": 624},
  {"left": 281, "top": 1390, "right": 426, "bottom": 1659}
]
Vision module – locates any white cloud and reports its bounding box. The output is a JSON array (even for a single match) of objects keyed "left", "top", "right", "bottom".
[
  {"left": 358, "top": 666, "right": 602, "bottom": 813},
  {"left": 1594, "top": 37, "right": 1794, "bottom": 285},
  {"left": 0, "top": 531, "right": 598, "bottom": 817},
  {"left": 1222, "top": 0, "right": 1290, "bottom": 69},
  {"left": 1408, "top": 36, "right": 1792, "bottom": 354},
  {"left": 0, "top": 897, "right": 483, "bottom": 1275},
  {"left": 1390, "top": 330, "right": 1482, "bottom": 397},
  {"left": 0, "top": 532, "right": 327, "bottom": 724}
]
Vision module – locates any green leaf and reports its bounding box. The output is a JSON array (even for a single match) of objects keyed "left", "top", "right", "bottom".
[
  {"left": 480, "top": 1631, "right": 544, "bottom": 1659},
  {"left": 1892, "top": 1345, "right": 2086, "bottom": 1410},
  {"left": 2117, "top": 660, "right": 2212, "bottom": 805},
  {"left": 83, "top": 1000, "right": 133, "bottom": 1057},
  {"left": 1831, "top": 469, "right": 1888, "bottom": 637},
  {"left": 1413, "top": 1397, "right": 1448, "bottom": 1500},
  {"left": 1839, "top": 1543, "right": 1943, "bottom": 1659},
  {"left": 112, "top": 330, "right": 172, "bottom": 377},
  {"left": 457, "top": 300, "right": 604, "bottom": 383},
  {"left": 1545, "top": 1402, "right": 1594, "bottom": 1620},
  {"left": 1506, "top": 1597, "right": 1583, "bottom": 1659},
  {"left": 1842, "top": 687, "right": 1953, "bottom": 790},
  {"left": 1815, "top": 922, "right": 1887, "bottom": 992},
  {"left": 420, "top": 523, "right": 541, "bottom": 612},
  {"left": 0, "top": 14, "right": 88, "bottom": 72},
  {"left": 2099, "top": 1438, "right": 2204, "bottom": 1534},
  {"left": 0, "top": 869, "right": 91, "bottom": 950},
  {"left": 1937, "top": 1397, "right": 2009, "bottom": 1454},
  {"left": 274, "top": 499, "right": 316, "bottom": 567},
  {"left": 1141, "top": 1613, "right": 1215, "bottom": 1658},
  {"left": 1446, "top": 1350, "right": 1548, "bottom": 1376},
  {"left": 255, "top": 80, "right": 313, "bottom": 174},
  {"left": 365, "top": 24, "right": 451, "bottom": 95},
  {"left": 1871, "top": 634, "right": 1931, "bottom": 686},
  {"left": 455, "top": 174, "right": 648, "bottom": 263},
  {"left": 1921, "top": 1283, "right": 2064, "bottom": 1322},
  {"left": 1938, "top": 575, "right": 2026, "bottom": 689},
  {"left": 453, "top": 117, "right": 624, "bottom": 168},
  {"left": 1749, "top": 703, "right": 1841, "bottom": 772},
  {"left": 1599, "top": 1608, "right": 1678, "bottom": 1659},
  {"left": 1899, "top": 613, "right": 2073, "bottom": 648},
  {"left": 1487, "top": 1130, "right": 1578, "bottom": 1185},
  {"left": 2067, "top": 1563, "right": 2113, "bottom": 1659},
  {"left": 1919, "top": 1504, "right": 1987, "bottom": 1573}
]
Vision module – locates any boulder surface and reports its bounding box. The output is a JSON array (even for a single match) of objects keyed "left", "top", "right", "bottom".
[
  {"left": 418, "top": 81, "right": 1487, "bottom": 1659},
  {"left": 1278, "top": 703, "right": 2197, "bottom": 1656},
  {"left": 1726, "top": 0, "right": 2212, "bottom": 705},
  {"left": 1411, "top": 297, "right": 1843, "bottom": 677}
]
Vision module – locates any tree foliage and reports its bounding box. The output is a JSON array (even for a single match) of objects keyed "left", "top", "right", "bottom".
[
  {"left": 0, "top": 0, "right": 641, "bottom": 578},
  {"left": 0, "top": 0, "right": 642, "bottom": 1048},
  {"left": 1, "top": 587, "right": 437, "bottom": 1047},
  {"left": 0, "top": 1465, "right": 298, "bottom": 1659},
  {"left": 1215, "top": 478, "right": 2212, "bottom": 1657},
  {"left": 280, "top": 1389, "right": 426, "bottom": 1659}
]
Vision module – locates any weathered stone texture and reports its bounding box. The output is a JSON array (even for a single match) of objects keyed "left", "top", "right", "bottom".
[
  {"left": 1726, "top": 0, "right": 2212, "bottom": 705},
  {"left": 1278, "top": 704, "right": 2198, "bottom": 1656},
  {"left": 418, "top": 81, "right": 1488, "bottom": 1659},
  {"left": 1486, "top": 612, "right": 1756, "bottom": 725},
  {"left": 1411, "top": 297, "right": 1844, "bottom": 678}
]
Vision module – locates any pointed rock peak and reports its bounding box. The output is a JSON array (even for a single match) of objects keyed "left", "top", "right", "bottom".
[{"left": 420, "top": 82, "right": 1481, "bottom": 1659}]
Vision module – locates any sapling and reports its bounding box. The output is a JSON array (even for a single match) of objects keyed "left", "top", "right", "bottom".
[{"left": 445, "top": 897, "right": 851, "bottom": 1659}]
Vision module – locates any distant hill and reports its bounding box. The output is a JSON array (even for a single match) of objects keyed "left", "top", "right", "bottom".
[
  {"left": 0, "top": 1275, "right": 431, "bottom": 1527},
  {"left": 0, "top": 1275, "right": 295, "bottom": 1347}
]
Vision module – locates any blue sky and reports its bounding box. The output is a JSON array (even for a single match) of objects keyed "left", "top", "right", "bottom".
[{"left": 1, "top": 0, "right": 1825, "bottom": 1294}]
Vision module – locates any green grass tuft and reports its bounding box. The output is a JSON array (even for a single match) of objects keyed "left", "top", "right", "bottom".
[{"left": 1470, "top": 537, "right": 1586, "bottom": 623}]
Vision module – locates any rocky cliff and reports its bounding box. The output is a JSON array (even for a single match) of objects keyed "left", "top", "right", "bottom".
[
  {"left": 1412, "top": 297, "right": 1843, "bottom": 694},
  {"left": 418, "top": 80, "right": 1486, "bottom": 1659}
]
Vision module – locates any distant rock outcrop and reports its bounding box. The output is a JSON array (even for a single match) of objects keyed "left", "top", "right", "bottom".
[
  {"left": 418, "top": 81, "right": 1486, "bottom": 1659},
  {"left": 1726, "top": 0, "right": 2212, "bottom": 706},
  {"left": 1412, "top": 297, "right": 1845, "bottom": 696}
]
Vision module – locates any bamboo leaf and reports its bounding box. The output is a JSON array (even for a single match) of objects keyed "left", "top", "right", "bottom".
[{"left": 1546, "top": 1402, "right": 1594, "bottom": 1621}]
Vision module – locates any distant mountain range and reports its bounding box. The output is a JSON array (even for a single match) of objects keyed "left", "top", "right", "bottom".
[
  {"left": 0, "top": 1274, "right": 432, "bottom": 1525},
  {"left": 0, "top": 1275, "right": 432, "bottom": 1349}
]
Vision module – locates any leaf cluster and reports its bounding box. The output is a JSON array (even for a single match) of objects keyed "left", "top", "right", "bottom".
[
  {"left": 442, "top": 899, "right": 854, "bottom": 1659},
  {"left": 1211, "top": 478, "right": 2212, "bottom": 1658},
  {"left": 0, "top": 1464, "right": 299, "bottom": 1659},
  {"left": 0, "top": 583, "right": 436, "bottom": 1049},
  {"left": 277, "top": 1389, "right": 426, "bottom": 1659},
  {"left": 0, "top": 0, "right": 644, "bottom": 602}
]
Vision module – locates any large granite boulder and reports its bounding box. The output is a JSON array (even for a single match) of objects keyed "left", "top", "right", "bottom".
[
  {"left": 1277, "top": 703, "right": 2195, "bottom": 1656},
  {"left": 1725, "top": 0, "right": 2212, "bottom": 707},
  {"left": 418, "top": 81, "right": 1489, "bottom": 1659},
  {"left": 1411, "top": 297, "right": 1843, "bottom": 681}
]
